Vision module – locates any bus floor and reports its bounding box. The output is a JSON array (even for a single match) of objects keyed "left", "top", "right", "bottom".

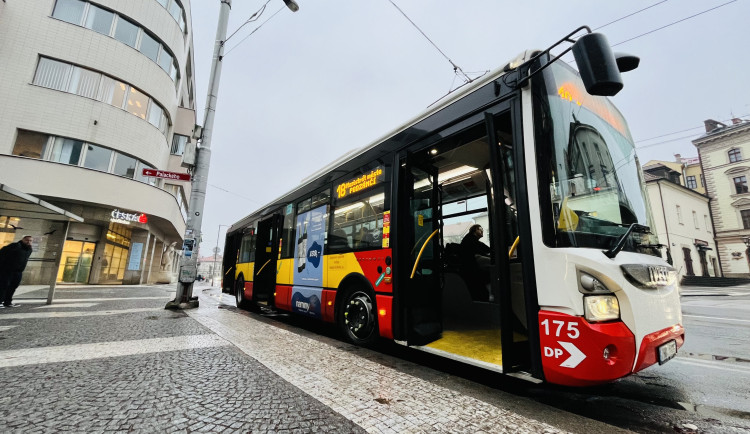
[{"left": 425, "top": 276, "right": 528, "bottom": 367}]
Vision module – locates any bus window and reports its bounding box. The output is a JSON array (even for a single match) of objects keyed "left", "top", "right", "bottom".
[
  {"left": 280, "top": 204, "right": 295, "bottom": 259},
  {"left": 329, "top": 187, "right": 386, "bottom": 252},
  {"left": 238, "top": 227, "right": 256, "bottom": 263}
]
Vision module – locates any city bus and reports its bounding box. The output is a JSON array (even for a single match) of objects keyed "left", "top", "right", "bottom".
[{"left": 221, "top": 27, "right": 683, "bottom": 387}]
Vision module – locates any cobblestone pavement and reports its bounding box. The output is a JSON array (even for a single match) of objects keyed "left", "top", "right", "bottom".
[{"left": 0, "top": 284, "right": 625, "bottom": 433}]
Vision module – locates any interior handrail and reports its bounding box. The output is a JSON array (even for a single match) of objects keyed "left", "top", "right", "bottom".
[
  {"left": 256, "top": 259, "right": 271, "bottom": 276},
  {"left": 410, "top": 229, "right": 440, "bottom": 279},
  {"left": 509, "top": 236, "right": 520, "bottom": 258}
]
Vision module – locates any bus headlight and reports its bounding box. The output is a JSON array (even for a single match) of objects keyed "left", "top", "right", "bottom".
[{"left": 584, "top": 294, "right": 620, "bottom": 322}]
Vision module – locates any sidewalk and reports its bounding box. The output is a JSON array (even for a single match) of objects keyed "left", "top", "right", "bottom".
[
  {"left": 680, "top": 283, "right": 750, "bottom": 297},
  {"left": 0, "top": 283, "right": 627, "bottom": 433}
]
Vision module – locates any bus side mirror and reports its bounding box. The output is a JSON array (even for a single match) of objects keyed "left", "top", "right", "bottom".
[{"left": 572, "top": 33, "right": 623, "bottom": 97}]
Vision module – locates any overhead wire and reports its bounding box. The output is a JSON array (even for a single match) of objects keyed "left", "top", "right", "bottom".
[
  {"left": 592, "top": 0, "right": 670, "bottom": 31},
  {"left": 224, "top": 4, "right": 286, "bottom": 56}
]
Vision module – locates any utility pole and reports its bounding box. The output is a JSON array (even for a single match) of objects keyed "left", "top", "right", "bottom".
[
  {"left": 167, "top": 0, "right": 299, "bottom": 309},
  {"left": 167, "top": 0, "right": 232, "bottom": 309}
]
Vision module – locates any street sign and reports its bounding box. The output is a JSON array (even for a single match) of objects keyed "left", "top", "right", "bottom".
[{"left": 142, "top": 168, "right": 191, "bottom": 181}]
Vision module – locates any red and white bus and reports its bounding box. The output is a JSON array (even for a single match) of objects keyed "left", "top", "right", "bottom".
[{"left": 222, "top": 27, "right": 683, "bottom": 386}]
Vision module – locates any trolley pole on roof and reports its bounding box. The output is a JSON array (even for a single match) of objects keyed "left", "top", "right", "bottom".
[{"left": 167, "top": 0, "right": 300, "bottom": 309}]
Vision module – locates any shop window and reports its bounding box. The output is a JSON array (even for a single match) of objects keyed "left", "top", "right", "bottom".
[
  {"left": 329, "top": 187, "right": 386, "bottom": 252},
  {"left": 13, "top": 130, "right": 49, "bottom": 159}
]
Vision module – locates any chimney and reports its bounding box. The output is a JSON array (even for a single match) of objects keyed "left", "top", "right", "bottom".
[
  {"left": 732, "top": 118, "right": 743, "bottom": 125},
  {"left": 674, "top": 153, "right": 682, "bottom": 163},
  {"left": 704, "top": 119, "right": 726, "bottom": 132}
]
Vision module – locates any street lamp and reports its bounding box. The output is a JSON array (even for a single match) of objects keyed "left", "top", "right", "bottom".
[
  {"left": 211, "top": 224, "right": 230, "bottom": 287},
  {"left": 168, "top": 0, "right": 299, "bottom": 309}
]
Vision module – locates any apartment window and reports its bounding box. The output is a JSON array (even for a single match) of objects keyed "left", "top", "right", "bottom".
[
  {"left": 125, "top": 87, "right": 149, "bottom": 120},
  {"left": 84, "top": 4, "right": 114, "bottom": 35},
  {"left": 729, "top": 148, "right": 742, "bottom": 163},
  {"left": 12, "top": 131, "right": 50, "bottom": 159},
  {"left": 704, "top": 215, "right": 710, "bottom": 231},
  {"left": 33, "top": 58, "right": 72, "bottom": 91},
  {"left": 69, "top": 68, "right": 101, "bottom": 99},
  {"left": 171, "top": 134, "right": 188, "bottom": 155},
  {"left": 742, "top": 210, "right": 750, "bottom": 229},
  {"left": 82, "top": 144, "right": 112, "bottom": 172},
  {"left": 686, "top": 175, "right": 697, "bottom": 189},
  {"left": 158, "top": 50, "right": 173, "bottom": 75},
  {"left": 50, "top": 137, "right": 83, "bottom": 165},
  {"left": 98, "top": 76, "right": 128, "bottom": 108},
  {"left": 734, "top": 176, "right": 749, "bottom": 194},
  {"left": 147, "top": 103, "right": 164, "bottom": 130},
  {"left": 52, "top": 0, "right": 85, "bottom": 25},
  {"left": 112, "top": 153, "right": 137, "bottom": 178},
  {"left": 139, "top": 32, "right": 160, "bottom": 63},
  {"left": 676, "top": 205, "right": 683, "bottom": 224},
  {"left": 113, "top": 16, "right": 139, "bottom": 48},
  {"left": 692, "top": 211, "right": 699, "bottom": 229}
]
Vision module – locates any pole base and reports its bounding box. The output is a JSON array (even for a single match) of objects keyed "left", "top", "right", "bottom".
[{"left": 165, "top": 299, "right": 199, "bottom": 310}]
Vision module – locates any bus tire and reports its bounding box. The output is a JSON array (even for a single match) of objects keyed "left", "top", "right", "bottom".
[
  {"left": 338, "top": 286, "right": 379, "bottom": 346},
  {"left": 235, "top": 275, "right": 250, "bottom": 310}
]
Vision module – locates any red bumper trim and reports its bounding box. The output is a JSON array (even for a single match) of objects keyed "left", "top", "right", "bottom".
[{"left": 633, "top": 324, "right": 685, "bottom": 373}]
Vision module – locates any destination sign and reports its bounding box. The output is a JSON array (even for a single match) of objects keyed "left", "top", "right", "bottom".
[{"left": 336, "top": 167, "right": 384, "bottom": 199}]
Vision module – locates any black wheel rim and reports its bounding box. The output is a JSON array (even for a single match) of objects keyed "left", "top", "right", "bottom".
[{"left": 344, "top": 291, "right": 375, "bottom": 340}]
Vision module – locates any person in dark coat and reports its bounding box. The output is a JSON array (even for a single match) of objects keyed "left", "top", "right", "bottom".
[
  {"left": 459, "top": 224, "right": 493, "bottom": 301},
  {"left": 0, "top": 236, "right": 33, "bottom": 308}
]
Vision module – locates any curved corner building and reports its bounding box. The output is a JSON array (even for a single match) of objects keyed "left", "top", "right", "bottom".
[{"left": 0, "top": 0, "right": 197, "bottom": 285}]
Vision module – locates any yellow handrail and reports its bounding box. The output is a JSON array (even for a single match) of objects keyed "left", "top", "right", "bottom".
[
  {"left": 256, "top": 259, "right": 271, "bottom": 276},
  {"left": 509, "top": 236, "right": 520, "bottom": 258},
  {"left": 410, "top": 229, "right": 440, "bottom": 279},
  {"left": 224, "top": 266, "right": 234, "bottom": 276}
]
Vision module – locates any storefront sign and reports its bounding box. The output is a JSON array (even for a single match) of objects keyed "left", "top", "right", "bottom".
[
  {"left": 110, "top": 209, "right": 147, "bottom": 225},
  {"left": 142, "top": 168, "right": 191, "bottom": 181},
  {"left": 336, "top": 167, "right": 384, "bottom": 199}
]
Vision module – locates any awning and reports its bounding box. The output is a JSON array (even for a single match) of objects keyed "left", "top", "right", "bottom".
[{"left": 0, "top": 183, "right": 83, "bottom": 222}]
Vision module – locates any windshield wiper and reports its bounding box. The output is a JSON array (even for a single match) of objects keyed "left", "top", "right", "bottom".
[{"left": 603, "top": 223, "right": 650, "bottom": 259}]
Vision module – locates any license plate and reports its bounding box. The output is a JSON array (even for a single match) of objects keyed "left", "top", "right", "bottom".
[{"left": 658, "top": 339, "right": 677, "bottom": 364}]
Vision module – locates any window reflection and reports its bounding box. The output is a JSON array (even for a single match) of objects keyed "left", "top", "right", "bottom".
[
  {"left": 126, "top": 87, "right": 149, "bottom": 119},
  {"left": 83, "top": 144, "right": 112, "bottom": 172}
]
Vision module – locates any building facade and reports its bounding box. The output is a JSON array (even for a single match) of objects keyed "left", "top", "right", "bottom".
[
  {"left": 644, "top": 168, "right": 718, "bottom": 279},
  {"left": 0, "top": 0, "right": 197, "bottom": 285},
  {"left": 693, "top": 118, "right": 750, "bottom": 277}
]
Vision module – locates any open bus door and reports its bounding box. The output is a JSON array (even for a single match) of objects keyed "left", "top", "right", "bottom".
[
  {"left": 222, "top": 231, "right": 242, "bottom": 293},
  {"left": 253, "top": 214, "right": 283, "bottom": 306},
  {"left": 398, "top": 154, "right": 443, "bottom": 345}
]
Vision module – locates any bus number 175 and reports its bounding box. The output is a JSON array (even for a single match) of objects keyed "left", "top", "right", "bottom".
[{"left": 541, "top": 318, "right": 580, "bottom": 339}]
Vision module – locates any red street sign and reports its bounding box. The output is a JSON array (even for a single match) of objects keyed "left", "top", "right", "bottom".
[{"left": 142, "top": 169, "right": 191, "bottom": 181}]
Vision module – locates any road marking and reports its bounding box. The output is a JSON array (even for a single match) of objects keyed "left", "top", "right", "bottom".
[
  {"left": 0, "top": 334, "right": 229, "bottom": 368},
  {"left": 0, "top": 308, "right": 163, "bottom": 320},
  {"left": 34, "top": 303, "right": 98, "bottom": 309},
  {"left": 682, "top": 314, "right": 750, "bottom": 324},
  {"left": 673, "top": 357, "right": 750, "bottom": 374},
  {"left": 15, "top": 297, "right": 172, "bottom": 304}
]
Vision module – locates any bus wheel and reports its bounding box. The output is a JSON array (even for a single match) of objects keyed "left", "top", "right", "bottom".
[
  {"left": 339, "top": 288, "right": 378, "bottom": 346},
  {"left": 235, "top": 275, "right": 249, "bottom": 310}
]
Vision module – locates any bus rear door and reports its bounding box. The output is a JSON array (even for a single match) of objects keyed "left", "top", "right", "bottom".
[
  {"left": 253, "top": 214, "right": 283, "bottom": 306},
  {"left": 398, "top": 155, "right": 443, "bottom": 345}
]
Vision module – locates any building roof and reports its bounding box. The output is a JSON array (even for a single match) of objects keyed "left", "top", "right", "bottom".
[{"left": 694, "top": 119, "right": 750, "bottom": 143}]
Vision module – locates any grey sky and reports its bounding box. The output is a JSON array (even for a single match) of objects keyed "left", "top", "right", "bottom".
[{"left": 188, "top": 0, "right": 749, "bottom": 253}]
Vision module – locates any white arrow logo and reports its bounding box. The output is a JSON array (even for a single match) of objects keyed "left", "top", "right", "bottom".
[{"left": 558, "top": 341, "right": 586, "bottom": 368}]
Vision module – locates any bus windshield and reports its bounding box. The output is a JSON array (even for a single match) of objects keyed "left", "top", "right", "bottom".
[{"left": 537, "top": 61, "right": 658, "bottom": 251}]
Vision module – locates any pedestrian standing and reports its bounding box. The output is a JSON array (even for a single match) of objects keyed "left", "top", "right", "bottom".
[{"left": 0, "top": 235, "right": 33, "bottom": 308}]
